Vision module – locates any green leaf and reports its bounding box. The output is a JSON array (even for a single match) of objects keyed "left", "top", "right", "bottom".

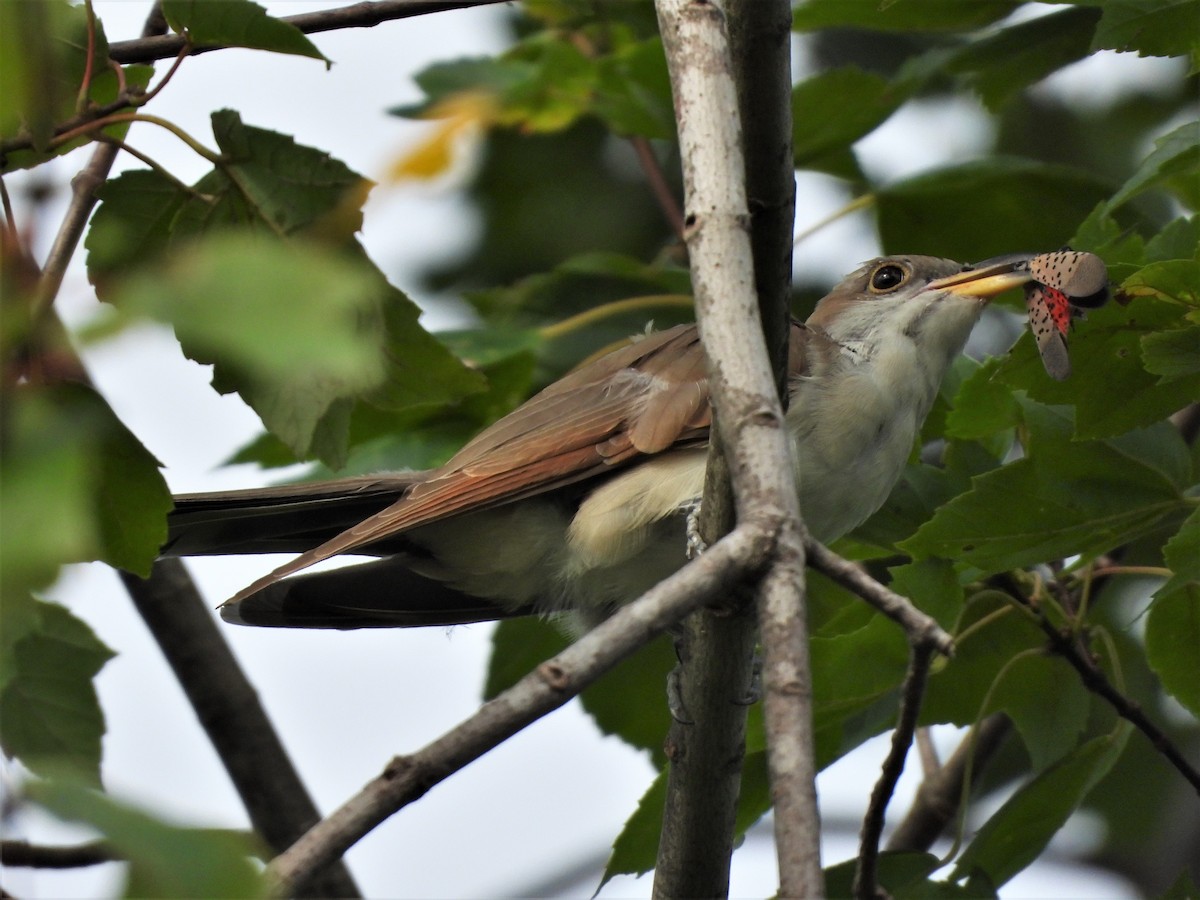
[
  {"left": 1157, "top": 507, "right": 1200, "bottom": 599},
  {"left": 793, "top": 0, "right": 1018, "bottom": 32},
  {"left": 86, "top": 170, "right": 190, "bottom": 294},
  {"left": 944, "top": 356, "right": 1020, "bottom": 440},
  {"left": 577, "top": 637, "right": 674, "bottom": 765},
  {"left": 920, "top": 594, "right": 1045, "bottom": 729},
  {"left": 792, "top": 68, "right": 907, "bottom": 174},
  {"left": 876, "top": 158, "right": 1111, "bottom": 261},
  {"left": 901, "top": 404, "right": 1190, "bottom": 574},
  {"left": 162, "top": 0, "right": 326, "bottom": 63},
  {"left": 989, "top": 653, "right": 1090, "bottom": 771},
  {"left": 1000, "top": 293, "right": 1200, "bottom": 439},
  {"left": 484, "top": 618, "right": 570, "bottom": 699},
  {"left": 945, "top": 6, "right": 1100, "bottom": 111},
  {"left": 1104, "top": 120, "right": 1200, "bottom": 213},
  {"left": 0, "top": 600, "right": 114, "bottom": 785},
  {"left": 0, "top": 384, "right": 170, "bottom": 589},
  {"left": 1147, "top": 507, "right": 1200, "bottom": 718},
  {"left": 1091, "top": 0, "right": 1200, "bottom": 70},
  {"left": 1142, "top": 326, "right": 1200, "bottom": 381},
  {"left": 30, "top": 779, "right": 267, "bottom": 898},
  {"left": 951, "top": 727, "right": 1131, "bottom": 888}
]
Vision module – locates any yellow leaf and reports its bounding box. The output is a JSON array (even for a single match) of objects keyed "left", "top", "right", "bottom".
[{"left": 386, "top": 91, "right": 497, "bottom": 184}]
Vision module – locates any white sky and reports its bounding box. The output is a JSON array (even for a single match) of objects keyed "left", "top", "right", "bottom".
[{"left": 4, "top": 1, "right": 1177, "bottom": 896}]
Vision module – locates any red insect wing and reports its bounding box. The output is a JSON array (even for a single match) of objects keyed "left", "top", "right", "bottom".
[
  {"left": 1026, "top": 283, "right": 1071, "bottom": 381},
  {"left": 1043, "top": 285, "right": 1072, "bottom": 334}
]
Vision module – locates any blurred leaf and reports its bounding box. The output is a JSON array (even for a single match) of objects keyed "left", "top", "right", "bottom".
[
  {"left": 1104, "top": 120, "right": 1200, "bottom": 213},
  {"left": 0, "top": 384, "right": 170, "bottom": 590},
  {"left": 876, "top": 158, "right": 1111, "bottom": 260},
  {"left": 1121, "top": 259, "right": 1200, "bottom": 306},
  {"left": 162, "top": 0, "right": 326, "bottom": 63},
  {"left": 793, "top": 0, "right": 1018, "bottom": 32},
  {"left": 1162, "top": 869, "right": 1200, "bottom": 899},
  {"left": 30, "top": 779, "right": 266, "bottom": 898},
  {"left": 951, "top": 727, "right": 1131, "bottom": 888},
  {"left": 1145, "top": 583, "right": 1200, "bottom": 718},
  {"left": 593, "top": 37, "right": 674, "bottom": 139},
  {"left": 902, "top": 403, "right": 1190, "bottom": 574},
  {"left": 112, "top": 234, "right": 389, "bottom": 465},
  {"left": 0, "top": 1, "right": 155, "bottom": 172},
  {"left": 498, "top": 34, "right": 597, "bottom": 132},
  {"left": 792, "top": 67, "right": 906, "bottom": 175},
  {"left": 945, "top": 6, "right": 1100, "bottom": 111},
  {"left": 0, "top": 601, "right": 113, "bottom": 786},
  {"left": 1091, "top": 0, "right": 1200, "bottom": 69}
]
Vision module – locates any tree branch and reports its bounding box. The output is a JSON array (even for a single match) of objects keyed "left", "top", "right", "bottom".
[
  {"left": 107, "top": 0, "right": 510, "bottom": 65},
  {"left": 805, "top": 539, "right": 955, "bottom": 657},
  {"left": 886, "top": 715, "right": 1012, "bottom": 853},
  {"left": 120, "top": 562, "right": 361, "bottom": 898},
  {"left": 0, "top": 840, "right": 116, "bottom": 869},
  {"left": 652, "top": 1, "right": 793, "bottom": 894},
  {"left": 266, "top": 524, "right": 775, "bottom": 895},
  {"left": 654, "top": 0, "right": 821, "bottom": 895},
  {"left": 854, "top": 643, "right": 936, "bottom": 900}
]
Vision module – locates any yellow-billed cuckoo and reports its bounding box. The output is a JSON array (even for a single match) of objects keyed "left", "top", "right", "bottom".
[{"left": 164, "top": 254, "right": 1039, "bottom": 629}]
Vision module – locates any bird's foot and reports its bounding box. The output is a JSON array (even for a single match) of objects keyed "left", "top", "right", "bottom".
[{"left": 683, "top": 497, "right": 707, "bottom": 559}]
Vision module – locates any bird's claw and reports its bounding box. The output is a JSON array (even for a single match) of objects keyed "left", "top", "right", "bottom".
[{"left": 684, "top": 497, "right": 707, "bottom": 559}]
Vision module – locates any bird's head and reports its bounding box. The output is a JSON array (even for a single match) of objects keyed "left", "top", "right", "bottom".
[{"left": 806, "top": 254, "right": 1036, "bottom": 372}]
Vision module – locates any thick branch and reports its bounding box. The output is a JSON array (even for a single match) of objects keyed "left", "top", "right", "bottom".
[
  {"left": 107, "top": 0, "right": 509, "bottom": 65},
  {"left": 267, "top": 525, "right": 774, "bottom": 895},
  {"left": 652, "top": 0, "right": 793, "bottom": 894},
  {"left": 120, "top": 563, "right": 361, "bottom": 898},
  {"left": 655, "top": 0, "right": 820, "bottom": 895}
]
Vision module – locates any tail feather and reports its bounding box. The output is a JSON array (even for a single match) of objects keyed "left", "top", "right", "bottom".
[{"left": 219, "top": 556, "right": 530, "bottom": 629}]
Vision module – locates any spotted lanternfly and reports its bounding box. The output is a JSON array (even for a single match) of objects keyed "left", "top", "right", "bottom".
[{"left": 1022, "top": 249, "right": 1109, "bottom": 380}]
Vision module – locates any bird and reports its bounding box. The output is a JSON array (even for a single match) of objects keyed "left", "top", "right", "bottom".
[{"left": 163, "top": 254, "right": 1036, "bottom": 630}]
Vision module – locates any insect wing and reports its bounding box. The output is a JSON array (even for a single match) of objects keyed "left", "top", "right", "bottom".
[
  {"left": 1029, "top": 250, "right": 1109, "bottom": 303},
  {"left": 1026, "top": 283, "right": 1071, "bottom": 381}
]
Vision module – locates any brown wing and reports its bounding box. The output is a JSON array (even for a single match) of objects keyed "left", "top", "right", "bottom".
[{"left": 223, "top": 323, "right": 720, "bottom": 607}]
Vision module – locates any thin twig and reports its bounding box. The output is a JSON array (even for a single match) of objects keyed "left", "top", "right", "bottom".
[
  {"left": 107, "top": 0, "right": 511, "bottom": 65},
  {"left": 266, "top": 524, "right": 775, "bottom": 895},
  {"left": 629, "top": 136, "right": 685, "bottom": 240},
  {"left": 1036, "top": 611, "right": 1200, "bottom": 795},
  {"left": 805, "top": 539, "right": 955, "bottom": 657},
  {"left": 886, "top": 715, "right": 1012, "bottom": 853},
  {"left": 854, "top": 643, "right": 936, "bottom": 900},
  {"left": 915, "top": 728, "right": 940, "bottom": 779},
  {"left": 1, "top": 840, "right": 116, "bottom": 869}
]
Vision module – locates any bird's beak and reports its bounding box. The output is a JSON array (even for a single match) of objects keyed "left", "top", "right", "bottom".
[{"left": 928, "top": 253, "right": 1035, "bottom": 300}]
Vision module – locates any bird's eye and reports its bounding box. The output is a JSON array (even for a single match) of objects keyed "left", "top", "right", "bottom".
[{"left": 870, "top": 264, "right": 908, "bottom": 293}]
